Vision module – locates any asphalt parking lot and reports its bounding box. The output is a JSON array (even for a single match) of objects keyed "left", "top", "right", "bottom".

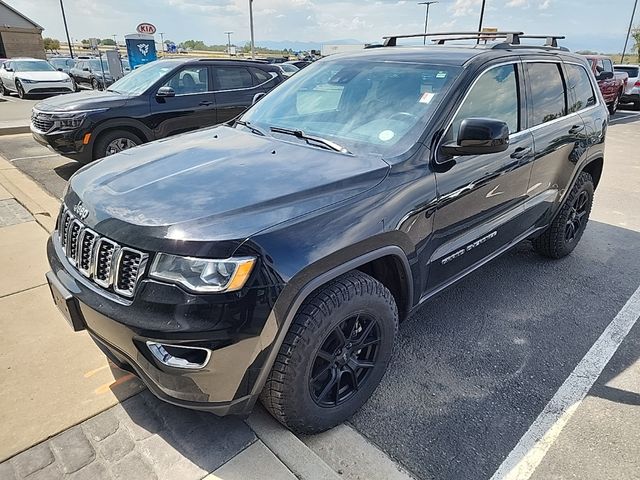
[{"left": 1, "top": 94, "right": 639, "bottom": 480}]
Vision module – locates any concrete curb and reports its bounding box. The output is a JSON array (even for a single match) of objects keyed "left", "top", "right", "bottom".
[
  {"left": 0, "top": 155, "right": 60, "bottom": 233},
  {"left": 246, "top": 407, "right": 341, "bottom": 480},
  {"left": 0, "top": 125, "right": 30, "bottom": 136}
]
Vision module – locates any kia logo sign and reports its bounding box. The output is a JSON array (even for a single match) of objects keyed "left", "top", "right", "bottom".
[{"left": 136, "top": 23, "right": 156, "bottom": 34}]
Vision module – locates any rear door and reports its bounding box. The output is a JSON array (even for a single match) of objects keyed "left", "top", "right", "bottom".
[
  {"left": 523, "top": 60, "right": 590, "bottom": 228},
  {"left": 148, "top": 64, "right": 217, "bottom": 138},
  {"left": 212, "top": 65, "right": 277, "bottom": 123},
  {"left": 426, "top": 61, "right": 534, "bottom": 292}
]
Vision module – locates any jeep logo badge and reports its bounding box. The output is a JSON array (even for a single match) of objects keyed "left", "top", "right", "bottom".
[{"left": 73, "top": 202, "right": 89, "bottom": 220}]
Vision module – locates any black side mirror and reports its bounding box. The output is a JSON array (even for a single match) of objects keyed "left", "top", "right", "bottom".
[
  {"left": 598, "top": 71, "right": 614, "bottom": 81},
  {"left": 57, "top": 68, "right": 63, "bottom": 72},
  {"left": 252, "top": 92, "right": 266, "bottom": 105},
  {"left": 156, "top": 86, "right": 176, "bottom": 98},
  {"left": 441, "top": 118, "right": 510, "bottom": 157},
  {"left": 5, "top": 67, "right": 13, "bottom": 72},
  {"left": 82, "top": 67, "right": 89, "bottom": 72}
]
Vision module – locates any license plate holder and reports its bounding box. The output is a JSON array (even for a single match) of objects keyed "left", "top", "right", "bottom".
[{"left": 46, "top": 271, "right": 86, "bottom": 332}]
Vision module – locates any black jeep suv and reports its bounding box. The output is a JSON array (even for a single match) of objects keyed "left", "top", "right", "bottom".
[
  {"left": 46, "top": 32, "right": 607, "bottom": 434},
  {"left": 31, "top": 58, "right": 283, "bottom": 163}
]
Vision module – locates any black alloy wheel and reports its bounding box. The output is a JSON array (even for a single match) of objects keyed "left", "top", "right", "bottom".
[
  {"left": 309, "top": 312, "right": 380, "bottom": 407},
  {"left": 565, "top": 190, "right": 589, "bottom": 243}
]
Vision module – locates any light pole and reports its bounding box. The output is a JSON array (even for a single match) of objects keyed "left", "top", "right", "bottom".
[
  {"left": 159, "top": 32, "right": 165, "bottom": 57},
  {"left": 621, "top": 0, "right": 638, "bottom": 63},
  {"left": 418, "top": 1, "right": 438, "bottom": 45},
  {"left": 225, "top": 31, "right": 233, "bottom": 56},
  {"left": 477, "top": 0, "right": 487, "bottom": 44},
  {"left": 249, "top": 0, "right": 255, "bottom": 59},
  {"left": 59, "top": 0, "right": 74, "bottom": 58}
]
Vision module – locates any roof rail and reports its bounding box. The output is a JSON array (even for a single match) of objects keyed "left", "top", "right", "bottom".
[
  {"left": 383, "top": 31, "right": 568, "bottom": 51},
  {"left": 382, "top": 31, "right": 523, "bottom": 47}
]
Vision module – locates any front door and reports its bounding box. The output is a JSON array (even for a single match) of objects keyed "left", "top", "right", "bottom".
[
  {"left": 426, "top": 62, "right": 534, "bottom": 294},
  {"left": 149, "top": 65, "right": 217, "bottom": 138}
]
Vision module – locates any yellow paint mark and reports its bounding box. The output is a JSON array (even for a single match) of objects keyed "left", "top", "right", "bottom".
[
  {"left": 94, "top": 373, "right": 135, "bottom": 395},
  {"left": 84, "top": 364, "right": 109, "bottom": 378}
]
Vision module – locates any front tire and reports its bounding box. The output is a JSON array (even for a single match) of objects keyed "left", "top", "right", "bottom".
[
  {"left": 261, "top": 271, "right": 398, "bottom": 434},
  {"left": 93, "top": 130, "right": 142, "bottom": 160},
  {"left": 532, "top": 171, "right": 594, "bottom": 259},
  {"left": 91, "top": 78, "right": 103, "bottom": 91},
  {"left": 15, "top": 80, "right": 26, "bottom": 99}
]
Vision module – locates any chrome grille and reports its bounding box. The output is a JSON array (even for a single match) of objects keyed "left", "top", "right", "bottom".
[
  {"left": 31, "top": 111, "right": 54, "bottom": 133},
  {"left": 56, "top": 206, "right": 147, "bottom": 298}
]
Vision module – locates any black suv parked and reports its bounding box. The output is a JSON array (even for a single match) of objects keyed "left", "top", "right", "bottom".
[
  {"left": 31, "top": 58, "right": 283, "bottom": 162},
  {"left": 46, "top": 32, "right": 607, "bottom": 433}
]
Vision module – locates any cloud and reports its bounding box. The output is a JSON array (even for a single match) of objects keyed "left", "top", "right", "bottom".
[
  {"left": 538, "top": 0, "right": 552, "bottom": 9},
  {"left": 506, "top": 0, "right": 529, "bottom": 7}
]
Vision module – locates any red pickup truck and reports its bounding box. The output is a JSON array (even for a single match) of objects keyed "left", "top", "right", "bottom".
[{"left": 584, "top": 55, "right": 628, "bottom": 114}]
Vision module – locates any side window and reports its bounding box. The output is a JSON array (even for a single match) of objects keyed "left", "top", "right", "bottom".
[
  {"left": 215, "top": 67, "right": 254, "bottom": 90},
  {"left": 594, "top": 59, "right": 605, "bottom": 74},
  {"left": 163, "top": 66, "right": 209, "bottom": 95},
  {"left": 526, "top": 63, "right": 567, "bottom": 127},
  {"left": 447, "top": 63, "right": 519, "bottom": 142},
  {"left": 565, "top": 64, "right": 596, "bottom": 113},
  {"left": 250, "top": 67, "right": 272, "bottom": 86},
  {"left": 603, "top": 59, "right": 613, "bottom": 73}
]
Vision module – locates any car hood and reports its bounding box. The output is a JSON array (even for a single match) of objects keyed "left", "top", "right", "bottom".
[
  {"left": 35, "top": 90, "right": 130, "bottom": 111},
  {"left": 66, "top": 126, "right": 389, "bottom": 252},
  {"left": 16, "top": 71, "right": 69, "bottom": 82}
]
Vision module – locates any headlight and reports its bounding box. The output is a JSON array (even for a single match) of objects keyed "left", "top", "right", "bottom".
[
  {"left": 51, "top": 113, "right": 86, "bottom": 130},
  {"left": 19, "top": 78, "right": 36, "bottom": 84},
  {"left": 61, "top": 77, "right": 71, "bottom": 82},
  {"left": 150, "top": 254, "right": 256, "bottom": 293}
]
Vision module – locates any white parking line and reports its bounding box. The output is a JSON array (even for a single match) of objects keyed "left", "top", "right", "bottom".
[
  {"left": 9, "top": 154, "right": 58, "bottom": 162},
  {"left": 490, "top": 284, "right": 640, "bottom": 480}
]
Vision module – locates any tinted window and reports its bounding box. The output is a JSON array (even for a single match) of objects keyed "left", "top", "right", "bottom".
[
  {"left": 447, "top": 63, "right": 519, "bottom": 142},
  {"left": 527, "top": 63, "right": 567, "bottom": 127},
  {"left": 565, "top": 64, "right": 596, "bottom": 113},
  {"left": 163, "top": 66, "right": 209, "bottom": 94},
  {"left": 216, "top": 67, "right": 254, "bottom": 90},
  {"left": 615, "top": 66, "right": 639, "bottom": 77},
  {"left": 250, "top": 67, "right": 271, "bottom": 85}
]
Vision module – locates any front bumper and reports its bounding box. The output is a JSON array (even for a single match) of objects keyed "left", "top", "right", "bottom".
[
  {"left": 47, "top": 235, "right": 284, "bottom": 416},
  {"left": 31, "top": 126, "right": 92, "bottom": 163},
  {"left": 21, "top": 80, "right": 74, "bottom": 95}
]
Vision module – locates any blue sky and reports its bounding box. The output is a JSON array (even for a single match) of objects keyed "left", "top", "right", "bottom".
[{"left": 7, "top": 0, "right": 638, "bottom": 52}]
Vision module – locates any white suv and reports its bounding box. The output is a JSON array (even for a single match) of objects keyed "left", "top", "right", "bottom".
[
  {"left": 0, "top": 58, "right": 74, "bottom": 99},
  {"left": 615, "top": 64, "right": 640, "bottom": 109}
]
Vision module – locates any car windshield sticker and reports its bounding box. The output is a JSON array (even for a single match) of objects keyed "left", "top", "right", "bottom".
[
  {"left": 436, "top": 71, "right": 447, "bottom": 79},
  {"left": 379, "top": 130, "right": 395, "bottom": 142},
  {"left": 419, "top": 92, "right": 436, "bottom": 104}
]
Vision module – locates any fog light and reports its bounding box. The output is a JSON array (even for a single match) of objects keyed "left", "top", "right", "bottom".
[{"left": 146, "top": 342, "right": 211, "bottom": 370}]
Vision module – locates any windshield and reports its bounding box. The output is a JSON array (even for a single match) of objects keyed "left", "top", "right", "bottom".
[
  {"left": 242, "top": 58, "right": 461, "bottom": 156},
  {"left": 107, "top": 61, "right": 175, "bottom": 95},
  {"left": 13, "top": 60, "right": 56, "bottom": 72},
  {"left": 280, "top": 64, "right": 299, "bottom": 73},
  {"left": 49, "top": 58, "right": 74, "bottom": 68},
  {"left": 615, "top": 66, "right": 639, "bottom": 78},
  {"left": 88, "top": 59, "right": 109, "bottom": 71}
]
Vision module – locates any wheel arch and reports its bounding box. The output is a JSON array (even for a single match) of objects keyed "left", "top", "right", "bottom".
[
  {"left": 581, "top": 156, "right": 603, "bottom": 189},
  {"left": 91, "top": 121, "right": 151, "bottom": 159},
  {"left": 249, "top": 245, "right": 413, "bottom": 401}
]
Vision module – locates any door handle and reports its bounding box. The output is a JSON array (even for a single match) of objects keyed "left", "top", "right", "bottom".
[
  {"left": 568, "top": 124, "right": 585, "bottom": 134},
  {"left": 510, "top": 147, "right": 532, "bottom": 160},
  {"left": 199, "top": 101, "right": 214, "bottom": 106}
]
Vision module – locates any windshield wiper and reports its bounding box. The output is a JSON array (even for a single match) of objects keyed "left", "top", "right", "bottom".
[
  {"left": 270, "top": 126, "right": 351, "bottom": 154},
  {"left": 234, "top": 119, "right": 267, "bottom": 136},
  {"left": 106, "top": 88, "right": 120, "bottom": 93}
]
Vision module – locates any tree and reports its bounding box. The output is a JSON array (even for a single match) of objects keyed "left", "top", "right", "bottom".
[
  {"left": 632, "top": 26, "right": 640, "bottom": 63},
  {"left": 100, "top": 38, "right": 116, "bottom": 46},
  {"left": 179, "top": 40, "right": 208, "bottom": 50},
  {"left": 43, "top": 37, "right": 60, "bottom": 52}
]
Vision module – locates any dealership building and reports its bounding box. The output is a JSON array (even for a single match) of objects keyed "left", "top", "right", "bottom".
[{"left": 0, "top": 0, "right": 45, "bottom": 59}]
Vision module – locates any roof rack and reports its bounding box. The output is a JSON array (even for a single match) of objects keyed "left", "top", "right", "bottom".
[{"left": 382, "top": 31, "right": 568, "bottom": 51}]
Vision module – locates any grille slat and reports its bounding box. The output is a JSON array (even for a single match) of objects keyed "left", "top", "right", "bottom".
[
  {"left": 31, "top": 112, "right": 54, "bottom": 133},
  {"left": 56, "top": 206, "right": 147, "bottom": 298}
]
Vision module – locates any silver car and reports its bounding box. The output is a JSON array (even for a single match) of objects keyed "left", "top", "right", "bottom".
[{"left": 0, "top": 58, "right": 75, "bottom": 99}]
